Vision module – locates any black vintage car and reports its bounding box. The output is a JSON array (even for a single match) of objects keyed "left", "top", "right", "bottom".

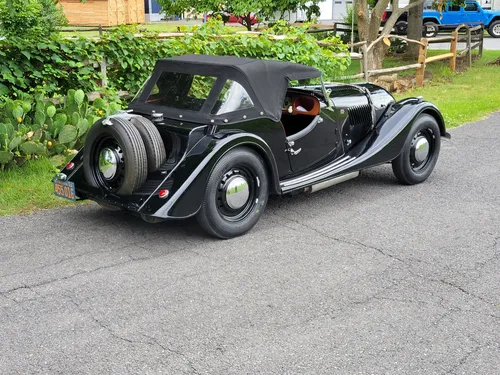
[{"left": 54, "top": 54, "right": 449, "bottom": 238}]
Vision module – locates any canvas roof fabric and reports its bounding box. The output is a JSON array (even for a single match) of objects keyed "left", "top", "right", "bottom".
[{"left": 151, "top": 54, "right": 322, "bottom": 123}]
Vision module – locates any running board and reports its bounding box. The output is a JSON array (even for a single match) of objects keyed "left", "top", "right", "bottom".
[
  {"left": 304, "top": 171, "right": 360, "bottom": 194},
  {"left": 280, "top": 155, "right": 356, "bottom": 193}
]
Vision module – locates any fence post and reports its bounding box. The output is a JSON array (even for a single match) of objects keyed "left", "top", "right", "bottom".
[
  {"left": 362, "top": 43, "right": 369, "bottom": 81},
  {"left": 416, "top": 38, "right": 428, "bottom": 87},
  {"left": 450, "top": 30, "right": 458, "bottom": 72},
  {"left": 479, "top": 25, "right": 484, "bottom": 58},
  {"left": 98, "top": 24, "right": 107, "bottom": 87},
  {"left": 467, "top": 27, "right": 472, "bottom": 67}
]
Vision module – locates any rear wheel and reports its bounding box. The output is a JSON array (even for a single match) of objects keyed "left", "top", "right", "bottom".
[
  {"left": 488, "top": 21, "right": 500, "bottom": 38},
  {"left": 392, "top": 114, "right": 441, "bottom": 185},
  {"left": 197, "top": 148, "right": 269, "bottom": 238}
]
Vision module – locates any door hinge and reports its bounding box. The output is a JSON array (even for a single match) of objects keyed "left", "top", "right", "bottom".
[{"left": 286, "top": 141, "right": 302, "bottom": 156}]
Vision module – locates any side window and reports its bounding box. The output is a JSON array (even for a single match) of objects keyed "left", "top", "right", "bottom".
[
  {"left": 464, "top": 3, "right": 478, "bottom": 11},
  {"left": 145, "top": 72, "right": 217, "bottom": 111},
  {"left": 450, "top": 5, "right": 462, "bottom": 11},
  {"left": 211, "top": 80, "right": 254, "bottom": 115}
]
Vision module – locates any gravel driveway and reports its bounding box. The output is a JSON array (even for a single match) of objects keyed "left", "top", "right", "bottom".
[{"left": 1, "top": 113, "right": 499, "bottom": 374}]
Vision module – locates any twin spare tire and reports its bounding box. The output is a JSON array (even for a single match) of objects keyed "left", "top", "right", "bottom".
[{"left": 83, "top": 115, "right": 166, "bottom": 196}]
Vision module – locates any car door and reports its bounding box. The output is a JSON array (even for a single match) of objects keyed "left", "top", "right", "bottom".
[
  {"left": 464, "top": 2, "right": 483, "bottom": 24},
  {"left": 284, "top": 105, "right": 343, "bottom": 174},
  {"left": 442, "top": 4, "right": 466, "bottom": 25}
]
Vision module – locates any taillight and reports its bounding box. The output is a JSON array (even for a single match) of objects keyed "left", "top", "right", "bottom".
[
  {"left": 159, "top": 189, "right": 169, "bottom": 199},
  {"left": 382, "top": 11, "right": 387, "bottom": 21},
  {"left": 65, "top": 162, "right": 75, "bottom": 170}
]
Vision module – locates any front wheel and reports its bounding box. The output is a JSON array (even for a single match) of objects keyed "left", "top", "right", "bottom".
[
  {"left": 197, "top": 147, "right": 269, "bottom": 239},
  {"left": 392, "top": 114, "right": 441, "bottom": 185},
  {"left": 423, "top": 22, "right": 439, "bottom": 38},
  {"left": 488, "top": 21, "right": 500, "bottom": 38}
]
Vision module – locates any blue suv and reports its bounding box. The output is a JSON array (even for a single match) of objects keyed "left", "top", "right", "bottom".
[{"left": 422, "top": 1, "right": 500, "bottom": 37}]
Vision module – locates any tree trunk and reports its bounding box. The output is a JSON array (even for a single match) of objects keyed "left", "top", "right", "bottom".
[
  {"left": 239, "top": 13, "right": 253, "bottom": 31},
  {"left": 407, "top": 0, "right": 424, "bottom": 58}
]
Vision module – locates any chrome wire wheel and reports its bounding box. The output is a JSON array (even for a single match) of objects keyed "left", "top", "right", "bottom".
[{"left": 216, "top": 167, "right": 258, "bottom": 222}]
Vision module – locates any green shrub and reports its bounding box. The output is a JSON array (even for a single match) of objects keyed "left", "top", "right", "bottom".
[
  {"left": 0, "top": 0, "right": 67, "bottom": 38},
  {"left": 0, "top": 20, "right": 350, "bottom": 98},
  {"left": 0, "top": 91, "right": 121, "bottom": 170}
]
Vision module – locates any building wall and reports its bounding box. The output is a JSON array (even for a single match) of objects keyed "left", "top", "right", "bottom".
[
  {"left": 59, "top": 0, "right": 145, "bottom": 26},
  {"left": 60, "top": 0, "right": 109, "bottom": 26}
]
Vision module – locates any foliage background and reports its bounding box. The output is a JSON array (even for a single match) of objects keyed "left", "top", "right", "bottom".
[{"left": 0, "top": 21, "right": 349, "bottom": 99}]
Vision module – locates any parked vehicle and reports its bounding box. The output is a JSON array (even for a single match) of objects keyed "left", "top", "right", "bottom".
[
  {"left": 53, "top": 55, "right": 449, "bottom": 238},
  {"left": 205, "top": 12, "right": 258, "bottom": 25},
  {"left": 382, "top": 1, "right": 500, "bottom": 37}
]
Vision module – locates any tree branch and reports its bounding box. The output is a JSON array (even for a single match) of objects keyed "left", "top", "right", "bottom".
[{"left": 381, "top": 0, "right": 427, "bottom": 35}]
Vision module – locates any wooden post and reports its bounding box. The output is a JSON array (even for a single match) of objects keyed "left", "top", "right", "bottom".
[
  {"left": 99, "top": 25, "right": 107, "bottom": 87},
  {"left": 415, "top": 38, "right": 428, "bottom": 87},
  {"left": 361, "top": 43, "right": 369, "bottom": 81},
  {"left": 450, "top": 30, "right": 458, "bottom": 72},
  {"left": 467, "top": 27, "right": 472, "bottom": 67},
  {"left": 479, "top": 25, "right": 484, "bottom": 58}
]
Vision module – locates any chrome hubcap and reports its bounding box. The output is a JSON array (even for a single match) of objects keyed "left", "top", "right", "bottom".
[
  {"left": 99, "top": 147, "right": 119, "bottom": 180},
  {"left": 414, "top": 137, "right": 430, "bottom": 163},
  {"left": 224, "top": 175, "right": 250, "bottom": 210},
  {"left": 494, "top": 24, "right": 500, "bottom": 35}
]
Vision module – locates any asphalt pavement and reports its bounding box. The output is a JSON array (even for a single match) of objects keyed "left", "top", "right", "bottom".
[{"left": 1, "top": 113, "right": 500, "bottom": 374}]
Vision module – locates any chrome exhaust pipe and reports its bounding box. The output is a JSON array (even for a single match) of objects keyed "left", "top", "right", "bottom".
[{"left": 305, "top": 171, "right": 360, "bottom": 194}]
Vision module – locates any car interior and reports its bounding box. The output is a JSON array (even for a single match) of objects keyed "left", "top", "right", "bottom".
[{"left": 280, "top": 89, "right": 322, "bottom": 141}]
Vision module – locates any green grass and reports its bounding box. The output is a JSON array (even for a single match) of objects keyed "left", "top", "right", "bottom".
[
  {"left": 342, "top": 50, "right": 500, "bottom": 128},
  {"left": 0, "top": 158, "right": 84, "bottom": 216},
  {"left": 395, "top": 50, "right": 500, "bottom": 128}
]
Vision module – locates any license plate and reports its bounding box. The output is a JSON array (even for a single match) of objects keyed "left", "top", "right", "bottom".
[{"left": 54, "top": 179, "right": 76, "bottom": 201}]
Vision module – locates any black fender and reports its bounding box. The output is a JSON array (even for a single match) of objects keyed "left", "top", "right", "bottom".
[
  {"left": 423, "top": 17, "right": 441, "bottom": 25},
  {"left": 281, "top": 98, "right": 449, "bottom": 193},
  {"left": 141, "top": 131, "right": 280, "bottom": 219},
  {"left": 349, "top": 98, "right": 449, "bottom": 170}
]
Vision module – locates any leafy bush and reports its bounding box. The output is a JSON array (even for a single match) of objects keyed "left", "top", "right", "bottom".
[
  {"left": 0, "top": 20, "right": 350, "bottom": 98},
  {"left": 0, "top": 91, "right": 121, "bottom": 170},
  {"left": 0, "top": 0, "right": 67, "bottom": 38}
]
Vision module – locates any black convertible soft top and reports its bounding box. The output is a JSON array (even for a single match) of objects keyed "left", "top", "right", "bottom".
[{"left": 133, "top": 54, "right": 322, "bottom": 124}]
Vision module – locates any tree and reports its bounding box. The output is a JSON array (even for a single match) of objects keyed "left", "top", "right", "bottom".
[
  {"left": 0, "top": 0, "right": 67, "bottom": 38},
  {"left": 355, "top": 0, "right": 427, "bottom": 69},
  {"left": 157, "top": 0, "right": 321, "bottom": 31},
  {"left": 407, "top": 0, "right": 425, "bottom": 58}
]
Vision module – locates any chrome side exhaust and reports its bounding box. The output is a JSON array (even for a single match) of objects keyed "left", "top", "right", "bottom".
[{"left": 305, "top": 171, "right": 360, "bottom": 194}]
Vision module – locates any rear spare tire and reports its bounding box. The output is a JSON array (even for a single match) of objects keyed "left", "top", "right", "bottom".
[
  {"left": 83, "top": 117, "right": 148, "bottom": 196},
  {"left": 128, "top": 115, "right": 167, "bottom": 172}
]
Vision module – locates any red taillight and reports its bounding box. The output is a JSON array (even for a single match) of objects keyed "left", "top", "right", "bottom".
[
  {"left": 382, "top": 11, "right": 387, "bottom": 21},
  {"left": 159, "top": 189, "right": 169, "bottom": 199},
  {"left": 65, "top": 162, "right": 75, "bottom": 170}
]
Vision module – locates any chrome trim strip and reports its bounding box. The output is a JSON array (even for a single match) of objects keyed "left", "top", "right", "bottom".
[{"left": 280, "top": 155, "right": 355, "bottom": 192}]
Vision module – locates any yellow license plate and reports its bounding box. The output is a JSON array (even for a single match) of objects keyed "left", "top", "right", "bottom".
[{"left": 54, "top": 179, "right": 76, "bottom": 201}]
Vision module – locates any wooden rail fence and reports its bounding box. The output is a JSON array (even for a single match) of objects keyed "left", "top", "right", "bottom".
[
  {"left": 61, "top": 23, "right": 482, "bottom": 88},
  {"left": 336, "top": 24, "right": 484, "bottom": 86}
]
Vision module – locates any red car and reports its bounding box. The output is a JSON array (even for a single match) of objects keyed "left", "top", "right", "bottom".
[{"left": 205, "top": 12, "right": 259, "bottom": 25}]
